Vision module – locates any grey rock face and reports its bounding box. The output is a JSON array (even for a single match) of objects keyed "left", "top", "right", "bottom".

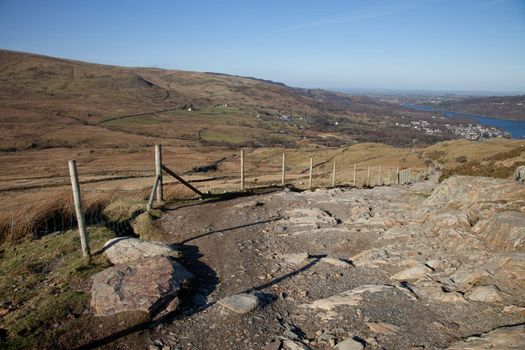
[{"left": 91, "top": 256, "right": 192, "bottom": 317}]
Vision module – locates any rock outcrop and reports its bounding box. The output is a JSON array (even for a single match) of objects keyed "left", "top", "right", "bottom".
[
  {"left": 447, "top": 324, "right": 525, "bottom": 350},
  {"left": 473, "top": 211, "right": 525, "bottom": 252},
  {"left": 426, "top": 175, "right": 525, "bottom": 211},
  {"left": 91, "top": 256, "right": 192, "bottom": 317},
  {"left": 103, "top": 237, "right": 182, "bottom": 265}
]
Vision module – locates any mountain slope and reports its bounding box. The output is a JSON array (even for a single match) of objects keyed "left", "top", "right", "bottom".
[
  {"left": 0, "top": 49, "right": 456, "bottom": 150},
  {"left": 433, "top": 95, "right": 525, "bottom": 121}
]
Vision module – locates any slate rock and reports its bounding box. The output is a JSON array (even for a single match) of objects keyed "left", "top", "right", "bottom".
[
  {"left": 282, "top": 253, "right": 309, "bottom": 265},
  {"left": 390, "top": 264, "right": 432, "bottom": 282},
  {"left": 217, "top": 293, "right": 260, "bottom": 314},
  {"left": 103, "top": 237, "right": 182, "bottom": 265},
  {"left": 335, "top": 337, "right": 364, "bottom": 350},
  {"left": 467, "top": 285, "right": 503, "bottom": 302},
  {"left": 91, "top": 256, "right": 192, "bottom": 317}
]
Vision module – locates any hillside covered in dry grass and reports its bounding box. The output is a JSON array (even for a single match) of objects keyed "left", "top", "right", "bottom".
[{"left": 0, "top": 49, "right": 458, "bottom": 152}]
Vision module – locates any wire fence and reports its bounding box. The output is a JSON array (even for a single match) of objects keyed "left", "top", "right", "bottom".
[{"left": 0, "top": 147, "right": 434, "bottom": 248}]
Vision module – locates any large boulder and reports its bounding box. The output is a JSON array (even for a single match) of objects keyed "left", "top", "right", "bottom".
[
  {"left": 473, "top": 211, "right": 525, "bottom": 252},
  {"left": 513, "top": 166, "right": 525, "bottom": 183},
  {"left": 102, "top": 237, "right": 182, "bottom": 265},
  {"left": 91, "top": 256, "right": 192, "bottom": 317}
]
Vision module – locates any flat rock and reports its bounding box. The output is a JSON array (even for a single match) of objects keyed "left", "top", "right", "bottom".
[
  {"left": 447, "top": 324, "right": 525, "bottom": 350},
  {"left": 91, "top": 256, "right": 192, "bottom": 317},
  {"left": 282, "top": 339, "right": 310, "bottom": 350},
  {"left": 390, "top": 264, "right": 432, "bottom": 282},
  {"left": 351, "top": 248, "right": 390, "bottom": 267},
  {"left": 103, "top": 237, "right": 182, "bottom": 265},
  {"left": 366, "top": 321, "right": 401, "bottom": 335},
  {"left": 320, "top": 257, "right": 352, "bottom": 268},
  {"left": 467, "top": 285, "right": 503, "bottom": 302},
  {"left": 451, "top": 269, "right": 491, "bottom": 286},
  {"left": 217, "top": 293, "right": 260, "bottom": 313},
  {"left": 334, "top": 337, "right": 364, "bottom": 350},
  {"left": 282, "top": 252, "right": 309, "bottom": 265},
  {"left": 305, "top": 284, "right": 394, "bottom": 311},
  {"left": 286, "top": 208, "right": 338, "bottom": 227}
]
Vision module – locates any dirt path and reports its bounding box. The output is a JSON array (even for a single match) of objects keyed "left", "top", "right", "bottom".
[{"left": 98, "top": 175, "right": 524, "bottom": 350}]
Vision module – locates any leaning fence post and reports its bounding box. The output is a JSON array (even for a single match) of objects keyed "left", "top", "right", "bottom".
[
  {"left": 68, "top": 160, "right": 90, "bottom": 258},
  {"left": 155, "top": 145, "right": 163, "bottom": 204},
  {"left": 353, "top": 164, "right": 357, "bottom": 187},
  {"left": 378, "top": 165, "right": 382, "bottom": 186},
  {"left": 281, "top": 153, "right": 286, "bottom": 186},
  {"left": 240, "top": 149, "right": 245, "bottom": 190},
  {"left": 309, "top": 157, "right": 313, "bottom": 189},
  {"left": 332, "top": 161, "right": 336, "bottom": 187},
  {"left": 367, "top": 166, "right": 371, "bottom": 187},
  {"left": 147, "top": 175, "right": 161, "bottom": 210}
]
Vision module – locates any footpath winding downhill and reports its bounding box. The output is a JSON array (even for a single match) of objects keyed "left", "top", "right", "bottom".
[{"left": 105, "top": 173, "right": 524, "bottom": 350}]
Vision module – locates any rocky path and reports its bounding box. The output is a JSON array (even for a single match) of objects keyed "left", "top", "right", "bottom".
[{"left": 127, "top": 174, "right": 525, "bottom": 350}]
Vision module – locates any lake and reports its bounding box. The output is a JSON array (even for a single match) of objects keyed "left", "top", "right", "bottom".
[{"left": 402, "top": 103, "right": 525, "bottom": 139}]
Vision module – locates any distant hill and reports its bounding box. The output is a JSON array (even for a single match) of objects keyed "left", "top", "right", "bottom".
[
  {"left": 0, "top": 49, "right": 458, "bottom": 150},
  {"left": 0, "top": 49, "right": 393, "bottom": 122},
  {"left": 432, "top": 95, "right": 525, "bottom": 121}
]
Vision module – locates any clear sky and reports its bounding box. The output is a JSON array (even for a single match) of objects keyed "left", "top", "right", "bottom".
[{"left": 0, "top": 0, "right": 524, "bottom": 92}]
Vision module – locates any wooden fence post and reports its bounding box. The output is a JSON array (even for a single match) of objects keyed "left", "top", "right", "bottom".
[
  {"left": 387, "top": 168, "right": 391, "bottom": 185},
  {"left": 309, "top": 157, "right": 313, "bottom": 189},
  {"left": 147, "top": 175, "right": 161, "bottom": 210},
  {"left": 378, "top": 165, "right": 382, "bottom": 186},
  {"left": 367, "top": 166, "right": 371, "bottom": 187},
  {"left": 240, "top": 149, "right": 244, "bottom": 190},
  {"left": 396, "top": 167, "right": 400, "bottom": 184},
  {"left": 68, "top": 160, "right": 90, "bottom": 258},
  {"left": 353, "top": 164, "right": 357, "bottom": 187},
  {"left": 332, "top": 161, "right": 336, "bottom": 187},
  {"left": 281, "top": 153, "right": 286, "bottom": 186},
  {"left": 155, "top": 145, "right": 163, "bottom": 204}
]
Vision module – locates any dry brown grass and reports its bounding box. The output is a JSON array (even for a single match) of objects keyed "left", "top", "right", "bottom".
[{"left": 0, "top": 191, "right": 116, "bottom": 244}]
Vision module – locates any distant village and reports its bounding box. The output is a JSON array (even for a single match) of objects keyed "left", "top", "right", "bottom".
[
  {"left": 395, "top": 118, "right": 505, "bottom": 140},
  {"left": 272, "top": 111, "right": 506, "bottom": 142}
]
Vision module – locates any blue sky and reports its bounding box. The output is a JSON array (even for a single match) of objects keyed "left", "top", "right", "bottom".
[{"left": 0, "top": 0, "right": 524, "bottom": 92}]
